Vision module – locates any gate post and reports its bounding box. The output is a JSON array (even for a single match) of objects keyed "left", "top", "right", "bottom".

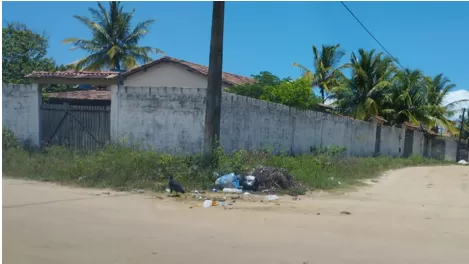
[
  {"left": 34, "top": 83, "right": 43, "bottom": 148},
  {"left": 110, "top": 84, "right": 121, "bottom": 143}
]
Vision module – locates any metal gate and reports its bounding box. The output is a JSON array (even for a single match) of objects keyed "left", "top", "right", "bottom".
[{"left": 41, "top": 104, "right": 110, "bottom": 150}]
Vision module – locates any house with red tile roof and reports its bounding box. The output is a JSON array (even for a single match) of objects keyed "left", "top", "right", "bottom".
[{"left": 27, "top": 56, "right": 255, "bottom": 105}]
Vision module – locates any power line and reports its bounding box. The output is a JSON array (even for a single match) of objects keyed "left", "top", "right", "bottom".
[{"left": 340, "top": 1, "right": 405, "bottom": 69}]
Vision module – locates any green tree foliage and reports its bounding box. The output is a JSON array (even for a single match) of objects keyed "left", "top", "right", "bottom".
[
  {"left": 227, "top": 72, "right": 320, "bottom": 110},
  {"left": 63, "top": 1, "right": 163, "bottom": 71},
  {"left": 2, "top": 23, "right": 56, "bottom": 84},
  {"left": 260, "top": 77, "right": 321, "bottom": 110},
  {"left": 226, "top": 71, "right": 283, "bottom": 99},
  {"left": 331, "top": 49, "right": 396, "bottom": 120},
  {"left": 294, "top": 44, "right": 346, "bottom": 103}
]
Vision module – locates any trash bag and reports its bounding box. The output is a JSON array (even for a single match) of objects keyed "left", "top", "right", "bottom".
[
  {"left": 215, "top": 173, "right": 240, "bottom": 189},
  {"left": 240, "top": 175, "right": 259, "bottom": 191}
]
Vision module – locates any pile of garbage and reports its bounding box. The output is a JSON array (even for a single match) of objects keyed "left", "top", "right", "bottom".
[{"left": 213, "top": 166, "right": 302, "bottom": 193}]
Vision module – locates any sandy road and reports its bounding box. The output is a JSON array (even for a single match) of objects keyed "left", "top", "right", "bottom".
[{"left": 3, "top": 165, "right": 469, "bottom": 264}]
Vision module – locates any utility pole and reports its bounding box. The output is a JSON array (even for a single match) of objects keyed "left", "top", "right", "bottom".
[
  {"left": 203, "top": 1, "right": 225, "bottom": 165},
  {"left": 457, "top": 108, "right": 466, "bottom": 161}
]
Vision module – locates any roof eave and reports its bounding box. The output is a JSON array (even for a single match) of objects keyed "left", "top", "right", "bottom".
[{"left": 28, "top": 77, "right": 118, "bottom": 85}]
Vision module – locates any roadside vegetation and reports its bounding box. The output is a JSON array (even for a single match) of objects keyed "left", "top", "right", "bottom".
[{"left": 3, "top": 128, "right": 450, "bottom": 195}]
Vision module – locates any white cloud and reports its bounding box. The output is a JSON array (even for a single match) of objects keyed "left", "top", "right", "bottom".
[{"left": 443, "top": 89, "right": 469, "bottom": 119}]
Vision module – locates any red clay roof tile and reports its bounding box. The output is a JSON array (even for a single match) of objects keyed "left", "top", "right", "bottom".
[{"left": 27, "top": 56, "right": 255, "bottom": 86}]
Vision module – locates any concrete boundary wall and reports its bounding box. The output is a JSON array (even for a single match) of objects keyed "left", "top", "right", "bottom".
[
  {"left": 1, "top": 83, "right": 462, "bottom": 161},
  {"left": 112, "top": 86, "right": 376, "bottom": 156},
  {"left": 2, "top": 84, "right": 42, "bottom": 147}
]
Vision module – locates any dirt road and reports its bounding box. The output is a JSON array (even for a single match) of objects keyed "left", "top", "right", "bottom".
[{"left": 3, "top": 166, "right": 469, "bottom": 264}]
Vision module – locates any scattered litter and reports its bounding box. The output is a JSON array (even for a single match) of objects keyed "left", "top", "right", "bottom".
[
  {"left": 137, "top": 189, "right": 144, "bottom": 193},
  {"left": 218, "top": 201, "right": 225, "bottom": 207},
  {"left": 340, "top": 211, "right": 351, "bottom": 215},
  {"left": 212, "top": 188, "right": 218, "bottom": 192},
  {"left": 328, "top": 177, "right": 334, "bottom": 180},
  {"left": 211, "top": 200, "right": 219, "bottom": 206},
  {"left": 337, "top": 181, "right": 342, "bottom": 185},
  {"left": 78, "top": 176, "right": 87, "bottom": 181},
  {"left": 165, "top": 188, "right": 170, "bottom": 193},
  {"left": 243, "top": 192, "right": 251, "bottom": 196},
  {"left": 223, "top": 188, "right": 243, "bottom": 193},
  {"left": 215, "top": 173, "right": 240, "bottom": 189},
  {"left": 241, "top": 175, "right": 259, "bottom": 191},
  {"left": 251, "top": 166, "right": 302, "bottom": 191},
  {"left": 265, "top": 195, "right": 279, "bottom": 201},
  {"left": 203, "top": 200, "right": 212, "bottom": 208},
  {"left": 458, "top": 160, "right": 468, "bottom": 165},
  {"left": 193, "top": 190, "right": 201, "bottom": 199}
]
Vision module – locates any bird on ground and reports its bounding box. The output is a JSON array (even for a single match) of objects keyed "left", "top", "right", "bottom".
[{"left": 168, "top": 175, "right": 185, "bottom": 196}]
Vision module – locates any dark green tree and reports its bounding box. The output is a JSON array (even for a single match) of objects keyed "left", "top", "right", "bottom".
[
  {"left": 2, "top": 23, "right": 56, "bottom": 84},
  {"left": 260, "top": 77, "right": 321, "bottom": 110},
  {"left": 226, "top": 71, "right": 284, "bottom": 99}
]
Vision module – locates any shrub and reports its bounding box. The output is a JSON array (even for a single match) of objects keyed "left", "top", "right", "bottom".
[{"left": 3, "top": 130, "right": 450, "bottom": 194}]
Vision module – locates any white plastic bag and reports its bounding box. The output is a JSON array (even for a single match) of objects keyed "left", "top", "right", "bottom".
[
  {"left": 203, "top": 200, "right": 212, "bottom": 208},
  {"left": 265, "top": 195, "right": 279, "bottom": 201}
]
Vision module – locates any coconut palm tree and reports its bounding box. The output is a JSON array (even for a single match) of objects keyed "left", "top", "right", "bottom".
[
  {"left": 293, "top": 44, "right": 346, "bottom": 103},
  {"left": 63, "top": 1, "right": 163, "bottom": 71},
  {"left": 331, "top": 49, "right": 396, "bottom": 120},
  {"left": 381, "top": 69, "right": 428, "bottom": 125},
  {"left": 423, "top": 74, "right": 468, "bottom": 134}
]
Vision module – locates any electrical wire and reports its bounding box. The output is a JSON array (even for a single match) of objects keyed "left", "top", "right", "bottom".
[{"left": 340, "top": 1, "right": 405, "bottom": 69}]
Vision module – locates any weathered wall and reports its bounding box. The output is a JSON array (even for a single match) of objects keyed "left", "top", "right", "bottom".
[
  {"left": 412, "top": 130, "right": 425, "bottom": 156},
  {"left": 444, "top": 138, "right": 458, "bottom": 162},
  {"left": 380, "top": 125, "right": 405, "bottom": 157},
  {"left": 2, "top": 84, "right": 42, "bottom": 146},
  {"left": 112, "top": 87, "right": 378, "bottom": 156},
  {"left": 123, "top": 63, "right": 231, "bottom": 90},
  {"left": 111, "top": 86, "right": 206, "bottom": 154}
]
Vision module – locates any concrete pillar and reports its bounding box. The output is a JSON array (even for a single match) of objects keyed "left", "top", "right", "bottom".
[
  {"left": 2, "top": 83, "right": 42, "bottom": 147},
  {"left": 110, "top": 84, "right": 121, "bottom": 143}
]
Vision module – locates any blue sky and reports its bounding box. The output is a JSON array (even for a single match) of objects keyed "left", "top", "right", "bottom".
[{"left": 3, "top": 1, "right": 469, "bottom": 104}]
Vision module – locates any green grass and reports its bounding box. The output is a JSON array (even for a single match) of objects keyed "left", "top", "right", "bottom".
[
  {"left": 2, "top": 143, "right": 450, "bottom": 195},
  {"left": 2, "top": 126, "right": 451, "bottom": 194}
]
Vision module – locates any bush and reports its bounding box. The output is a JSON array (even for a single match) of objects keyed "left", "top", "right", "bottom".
[
  {"left": 2, "top": 126, "right": 19, "bottom": 150},
  {"left": 3, "top": 130, "right": 450, "bottom": 194}
]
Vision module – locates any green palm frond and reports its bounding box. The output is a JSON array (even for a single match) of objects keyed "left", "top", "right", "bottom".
[{"left": 63, "top": 1, "right": 163, "bottom": 71}]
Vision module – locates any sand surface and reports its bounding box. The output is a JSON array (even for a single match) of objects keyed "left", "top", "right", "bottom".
[{"left": 3, "top": 165, "right": 469, "bottom": 264}]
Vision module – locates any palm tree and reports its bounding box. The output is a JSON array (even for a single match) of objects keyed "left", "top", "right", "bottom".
[
  {"left": 63, "top": 1, "right": 163, "bottom": 71},
  {"left": 424, "top": 74, "right": 468, "bottom": 134},
  {"left": 294, "top": 44, "right": 346, "bottom": 103},
  {"left": 381, "top": 69, "right": 428, "bottom": 125},
  {"left": 331, "top": 49, "right": 396, "bottom": 120}
]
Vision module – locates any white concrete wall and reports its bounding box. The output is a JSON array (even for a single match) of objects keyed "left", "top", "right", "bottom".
[
  {"left": 111, "top": 86, "right": 206, "bottom": 154},
  {"left": 380, "top": 125, "right": 405, "bottom": 157},
  {"left": 2, "top": 84, "right": 42, "bottom": 146},
  {"left": 412, "top": 130, "right": 425, "bottom": 156},
  {"left": 112, "top": 87, "right": 378, "bottom": 156},
  {"left": 123, "top": 63, "right": 231, "bottom": 90},
  {"left": 444, "top": 138, "right": 458, "bottom": 162}
]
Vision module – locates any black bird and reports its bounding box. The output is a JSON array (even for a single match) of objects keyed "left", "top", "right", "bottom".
[{"left": 168, "top": 175, "right": 185, "bottom": 195}]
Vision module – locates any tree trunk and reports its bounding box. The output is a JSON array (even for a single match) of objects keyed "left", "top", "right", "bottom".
[{"left": 203, "top": 1, "right": 225, "bottom": 165}]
